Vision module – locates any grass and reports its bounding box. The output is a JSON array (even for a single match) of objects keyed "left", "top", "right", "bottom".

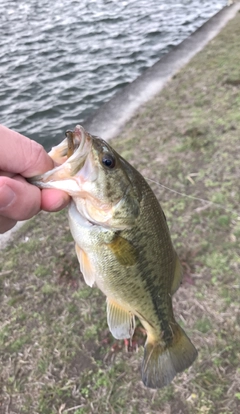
[{"left": 1, "top": 11, "right": 240, "bottom": 414}]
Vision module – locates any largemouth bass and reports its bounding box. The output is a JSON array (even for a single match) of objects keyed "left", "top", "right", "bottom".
[{"left": 30, "top": 125, "right": 197, "bottom": 388}]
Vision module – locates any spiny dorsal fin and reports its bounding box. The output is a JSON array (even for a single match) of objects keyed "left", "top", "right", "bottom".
[
  {"left": 107, "top": 298, "right": 135, "bottom": 340},
  {"left": 107, "top": 236, "right": 138, "bottom": 266}
]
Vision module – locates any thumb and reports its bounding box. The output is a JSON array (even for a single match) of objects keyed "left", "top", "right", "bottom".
[{"left": 0, "top": 175, "right": 41, "bottom": 220}]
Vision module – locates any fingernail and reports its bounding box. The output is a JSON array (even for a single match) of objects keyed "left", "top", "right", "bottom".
[{"left": 0, "top": 184, "right": 16, "bottom": 210}]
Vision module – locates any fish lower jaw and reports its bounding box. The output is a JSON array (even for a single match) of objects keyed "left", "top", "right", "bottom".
[
  {"left": 68, "top": 201, "right": 96, "bottom": 229},
  {"left": 35, "top": 179, "right": 81, "bottom": 192}
]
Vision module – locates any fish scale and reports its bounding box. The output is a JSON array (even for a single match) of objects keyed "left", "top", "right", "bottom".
[{"left": 29, "top": 124, "right": 197, "bottom": 388}]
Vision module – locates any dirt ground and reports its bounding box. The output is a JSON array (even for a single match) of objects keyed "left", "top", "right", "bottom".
[{"left": 0, "top": 11, "right": 240, "bottom": 414}]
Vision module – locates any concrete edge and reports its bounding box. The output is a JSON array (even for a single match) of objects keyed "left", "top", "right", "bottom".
[
  {"left": 1, "top": 2, "right": 240, "bottom": 250},
  {"left": 0, "top": 220, "right": 28, "bottom": 249},
  {"left": 83, "top": 3, "right": 240, "bottom": 140}
]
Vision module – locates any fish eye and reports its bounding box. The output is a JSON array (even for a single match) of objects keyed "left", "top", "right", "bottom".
[{"left": 101, "top": 153, "right": 116, "bottom": 169}]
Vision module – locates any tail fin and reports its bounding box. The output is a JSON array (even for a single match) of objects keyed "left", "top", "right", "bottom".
[{"left": 142, "top": 325, "right": 197, "bottom": 389}]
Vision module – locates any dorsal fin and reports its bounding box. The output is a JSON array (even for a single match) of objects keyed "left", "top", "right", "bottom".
[{"left": 171, "top": 254, "right": 183, "bottom": 295}]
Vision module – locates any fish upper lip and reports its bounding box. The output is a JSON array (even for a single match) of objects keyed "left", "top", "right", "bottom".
[{"left": 72, "top": 125, "right": 86, "bottom": 154}]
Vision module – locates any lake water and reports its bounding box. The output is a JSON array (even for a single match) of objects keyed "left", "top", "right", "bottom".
[{"left": 0, "top": 0, "right": 227, "bottom": 149}]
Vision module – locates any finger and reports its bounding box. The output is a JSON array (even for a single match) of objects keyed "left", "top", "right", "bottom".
[
  {"left": 0, "top": 171, "right": 15, "bottom": 178},
  {"left": 41, "top": 189, "right": 70, "bottom": 212},
  {"left": 0, "top": 175, "right": 41, "bottom": 221},
  {"left": 0, "top": 216, "right": 17, "bottom": 234},
  {"left": 0, "top": 124, "right": 55, "bottom": 176}
]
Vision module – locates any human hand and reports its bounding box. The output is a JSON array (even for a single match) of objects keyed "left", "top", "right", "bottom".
[{"left": 0, "top": 125, "right": 70, "bottom": 234}]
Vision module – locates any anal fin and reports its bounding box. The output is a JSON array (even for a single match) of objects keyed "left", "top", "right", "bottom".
[
  {"left": 75, "top": 244, "right": 95, "bottom": 287},
  {"left": 107, "top": 298, "right": 135, "bottom": 340}
]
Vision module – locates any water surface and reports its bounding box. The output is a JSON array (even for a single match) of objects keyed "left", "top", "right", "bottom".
[{"left": 0, "top": 0, "right": 227, "bottom": 148}]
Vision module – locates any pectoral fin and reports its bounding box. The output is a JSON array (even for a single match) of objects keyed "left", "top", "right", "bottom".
[
  {"left": 107, "top": 298, "right": 135, "bottom": 339},
  {"left": 75, "top": 244, "right": 95, "bottom": 287},
  {"left": 107, "top": 236, "right": 138, "bottom": 266},
  {"left": 171, "top": 254, "right": 183, "bottom": 295}
]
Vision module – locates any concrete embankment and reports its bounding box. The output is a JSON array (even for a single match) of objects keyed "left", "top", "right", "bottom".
[{"left": 84, "top": 2, "right": 240, "bottom": 140}]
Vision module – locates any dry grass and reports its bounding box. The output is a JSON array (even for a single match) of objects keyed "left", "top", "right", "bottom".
[{"left": 1, "top": 11, "right": 240, "bottom": 414}]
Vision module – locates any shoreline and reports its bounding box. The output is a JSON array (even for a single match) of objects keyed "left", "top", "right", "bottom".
[
  {"left": 1, "top": 2, "right": 239, "bottom": 250},
  {"left": 83, "top": 2, "right": 240, "bottom": 140}
]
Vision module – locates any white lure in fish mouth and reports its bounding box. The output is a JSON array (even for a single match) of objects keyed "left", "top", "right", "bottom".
[{"left": 28, "top": 125, "right": 95, "bottom": 194}]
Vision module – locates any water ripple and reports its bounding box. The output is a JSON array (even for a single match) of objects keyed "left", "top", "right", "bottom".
[{"left": 0, "top": 0, "right": 227, "bottom": 148}]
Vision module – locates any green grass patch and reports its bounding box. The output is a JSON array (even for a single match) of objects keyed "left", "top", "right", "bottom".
[{"left": 1, "top": 11, "right": 240, "bottom": 414}]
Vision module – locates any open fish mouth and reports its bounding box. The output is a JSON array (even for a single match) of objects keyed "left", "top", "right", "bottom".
[
  {"left": 64, "top": 125, "right": 89, "bottom": 160},
  {"left": 28, "top": 125, "right": 93, "bottom": 191}
]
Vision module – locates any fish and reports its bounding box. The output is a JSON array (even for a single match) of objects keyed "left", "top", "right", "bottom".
[{"left": 29, "top": 124, "right": 197, "bottom": 389}]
